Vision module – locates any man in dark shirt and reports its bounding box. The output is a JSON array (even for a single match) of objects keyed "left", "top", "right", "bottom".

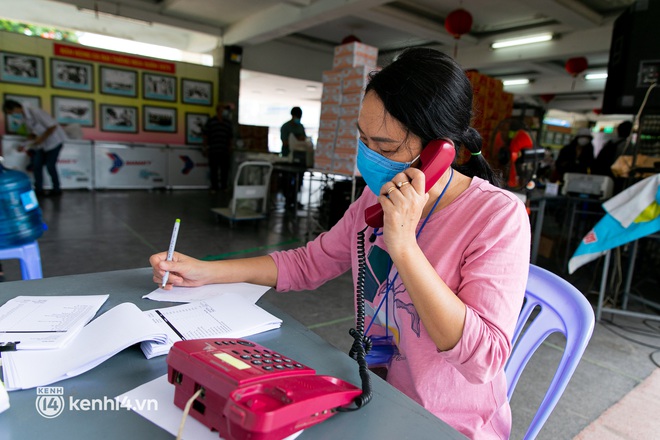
[
  {"left": 202, "top": 103, "right": 234, "bottom": 192},
  {"left": 280, "top": 107, "right": 306, "bottom": 158}
]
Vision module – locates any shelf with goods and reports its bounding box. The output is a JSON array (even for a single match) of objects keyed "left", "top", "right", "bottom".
[{"left": 466, "top": 71, "right": 514, "bottom": 168}]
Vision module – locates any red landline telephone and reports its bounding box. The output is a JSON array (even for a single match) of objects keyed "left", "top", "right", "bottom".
[
  {"left": 167, "top": 338, "right": 362, "bottom": 440},
  {"left": 364, "top": 140, "right": 456, "bottom": 228}
]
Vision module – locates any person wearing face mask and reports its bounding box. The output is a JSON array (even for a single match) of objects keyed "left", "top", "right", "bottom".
[
  {"left": 2, "top": 99, "right": 68, "bottom": 197},
  {"left": 279, "top": 107, "right": 307, "bottom": 209},
  {"left": 150, "top": 48, "right": 530, "bottom": 440},
  {"left": 280, "top": 107, "right": 306, "bottom": 158},
  {"left": 201, "top": 103, "right": 234, "bottom": 192},
  {"left": 554, "top": 127, "right": 595, "bottom": 183}
]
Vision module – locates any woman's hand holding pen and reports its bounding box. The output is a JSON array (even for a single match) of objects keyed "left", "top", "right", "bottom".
[{"left": 150, "top": 251, "right": 212, "bottom": 289}]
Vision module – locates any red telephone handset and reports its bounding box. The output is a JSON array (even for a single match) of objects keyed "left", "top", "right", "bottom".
[{"left": 364, "top": 140, "right": 456, "bottom": 228}]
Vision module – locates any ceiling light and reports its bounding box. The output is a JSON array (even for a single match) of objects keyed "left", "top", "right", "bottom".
[
  {"left": 306, "top": 85, "right": 317, "bottom": 92},
  {"left": 491, "top": 33, "right": 553, "bottom": 49},
  {"left": 585, "top": 72, "right": 608, "bottom": 80},
  {"left": 503, "top": 78, "right": 530, "bottom": 86}
]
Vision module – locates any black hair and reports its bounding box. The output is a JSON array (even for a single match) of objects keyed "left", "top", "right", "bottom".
[
  {"left": 2, "top": 99, "right": 23, "bottom": 113},
  {"left": 365, "top": 47, "right": 502, "bottom": 187},
  {"left": 618, "top": 120, "right": 632, "bottom": 138},
  {"left": 291, "top": 107, "right": 302, "bottom": 118}
]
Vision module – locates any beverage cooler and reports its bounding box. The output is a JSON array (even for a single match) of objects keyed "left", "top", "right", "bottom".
[
  {"left": 166, "top": 145, "right": 209, "bottom": 189},
  {"left": 45, "top": 140, "right": 93, "bottom": 190},
  {"left": 1, "top": 136, "right": 93, "bottom": 190},
  {"left": 1, "top": 135, "right": 30, "bottom": 171},
  {"left": 94, "top": 142, "right": 167, "bottom": 189}
]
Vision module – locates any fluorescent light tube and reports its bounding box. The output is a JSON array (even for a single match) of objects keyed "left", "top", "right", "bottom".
[
  {"left": 491, "top": 33, "right": 553, "bottom": 49},
  {"left": 503, "top": 79, "right": 530, "bottom": 86},
  {"left": 585, "top": 73, "right": 608, "bottom": 80}
]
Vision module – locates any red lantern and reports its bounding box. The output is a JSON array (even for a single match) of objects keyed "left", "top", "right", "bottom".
[
  {"left": 341, "top": 35, "right": 361, "bottom": 44},
  {"left": 565, "top": 57, "right": 588, "bottom": 77},
  {"left": 445, "top": 9, "right": 473, "bottom": 38},
  {"left": 565, "top": 57, "right": 588, "bottom": 90},
  {"left": 540, "top": 94, "right": 556, "bottom": 104},
  {"left": 445, "top": 8, "right": 473, "bottom": 58}
]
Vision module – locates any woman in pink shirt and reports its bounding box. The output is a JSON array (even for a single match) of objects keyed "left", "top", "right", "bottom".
[{"left": 151, "top": 48, "right": 530, "bottom": 439}]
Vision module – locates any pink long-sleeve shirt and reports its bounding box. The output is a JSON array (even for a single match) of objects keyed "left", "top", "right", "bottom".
[{"left": 271, "top": 176, "right": 531, "bottom": 439}]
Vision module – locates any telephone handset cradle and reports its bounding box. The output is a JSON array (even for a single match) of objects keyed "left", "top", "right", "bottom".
[{"left": 364, "top": 140, "right": 456, "bottom": 228}]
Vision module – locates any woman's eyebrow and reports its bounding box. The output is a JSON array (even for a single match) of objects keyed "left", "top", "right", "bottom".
[{"left": 356, "top": 122, "right": 400, "bottom": 144}]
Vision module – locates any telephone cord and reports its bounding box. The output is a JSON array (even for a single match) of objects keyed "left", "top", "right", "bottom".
[
  {"left": 364, "top": 168, "right": 454, "bottom": 337},
  {"left": 176, "top": 387, "right": 203, "bottom": 440}
]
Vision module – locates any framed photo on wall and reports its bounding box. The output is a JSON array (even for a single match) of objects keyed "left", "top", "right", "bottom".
[
  {"left": 185, "top": 112, "right": 209, "bottom": 144},
  {"left": 181, "top": 79, "right": 213, "bottom": 106},
  {"left": 3, "top": 93, "right": 41, "bottom": 134},
  {"left": 51, "top": 59, "right": 94, "bottom": 92},
  {"left": 100, "top": 66, "right": 137, "bottom": 97},
  {"left": 52, "top": 96, "right": 95, "bottom": 127},
  {"left": 143, "top": 73, "right": 176, "bottom": 102},
  {"left": 143, "top": 105, "right": 177, "bottom": 132},
  {"left": 0, "top": 52, "right": 45, "bottom": 86},
  {"left": 100, "top": 104, "right": 138, "bottom": 133}
]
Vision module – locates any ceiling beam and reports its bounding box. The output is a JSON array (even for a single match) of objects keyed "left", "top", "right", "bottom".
[
  {"left": 222, "top": 0, "right": 391, "bottom": 46},
  {"left": 50, "top": 0, "right": 222, "bottom": 36},
  {"left": 454, "top": 24, "right": 613, "bottom": 71},
  {"left": 359, "top": 4, "right": 477, "bottom": 46},
  {"left": 524, "top": 0, "right": 603, "bottom": 27}
]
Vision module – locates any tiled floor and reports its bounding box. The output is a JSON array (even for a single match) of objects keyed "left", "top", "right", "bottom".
[{"left": 2, "top": 187, "right": 659, "bottom": 439}]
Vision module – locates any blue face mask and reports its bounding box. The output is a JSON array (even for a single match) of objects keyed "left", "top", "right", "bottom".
[
  {"left": 293, "top": 118, "right": 301, "bottom": 124},
  {"left": 357, "top": 139, "right": 418, "bottom": 195}
]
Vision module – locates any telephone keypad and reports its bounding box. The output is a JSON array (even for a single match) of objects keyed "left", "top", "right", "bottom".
[{"left": 216, "top": 339, "right": 313, "bottom": 376}]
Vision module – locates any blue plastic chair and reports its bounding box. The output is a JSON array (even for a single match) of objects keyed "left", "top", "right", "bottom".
[
  {"left": 505, "top": 264, "right": 595, "bottom": 440},
  {"left": 0, "top": 241, "right": 43, "bottom": 280}
]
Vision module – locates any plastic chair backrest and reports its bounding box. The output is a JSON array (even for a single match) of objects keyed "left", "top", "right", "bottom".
[
  {"left": 505, "top": 264, "right": 595, "bottom": 440},
  {"left": 230, "top": 161, "right": 273, "bottom": 215}
]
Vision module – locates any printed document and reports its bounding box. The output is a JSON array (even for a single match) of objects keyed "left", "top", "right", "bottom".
[
  {"left": 1, "top": 303, "right": 167, "bottom": 390},
  {"left": 1, "top": 293, "right": 282, "bottom": 390},
  {"left": 140, "top": 292, "right": 282, "bottom": 358},
  {"left": 0, "top": 295, "right": 108, "bottom": 350}
]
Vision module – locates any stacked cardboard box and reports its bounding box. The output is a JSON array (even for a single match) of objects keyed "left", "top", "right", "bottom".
[
  {"left": 315, "top": 42, "right": 378, "bottom": 175},
  {"left": 466, "top": 71, "right": 514, "bottom": 165},
  {"left": 238, "top": 124, "right": 269, "bottom": 152}
]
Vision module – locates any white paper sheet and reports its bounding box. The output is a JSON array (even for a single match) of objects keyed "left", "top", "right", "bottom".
[
  {"left": 115, "top": 375, "right": 302, "bottom": 440},
  {"left": 143, "top": 283, "right": 271, "bottom": 304},
  {"left": 0, "top": 295, "right": 109, "bottom": 350}
]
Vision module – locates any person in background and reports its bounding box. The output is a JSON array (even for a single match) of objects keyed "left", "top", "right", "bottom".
[
  {"left": 593, "top": 121, "right": 632, "bottom": 178},
  {"left": 554, "top": 127, "right": 595, "bottom": 182},
  {"left": 202, "top": 103, "right": 234, "bottom": 193},
  {"left": 279, "top": 106, "right": 307, "bottom": 210},
  {"left": 151, "top": 48, "right": 530, "bottom": 439},
  {"left": 2, "top": 99, "right": 68, "bottom": 197},
  {"left": 280, "top": 106, "right": 306, "bottom": 158}
]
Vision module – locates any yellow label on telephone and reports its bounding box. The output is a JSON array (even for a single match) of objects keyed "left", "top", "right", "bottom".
[{"left": 215, "top": 352, "right": 250, "bottom": 370}]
